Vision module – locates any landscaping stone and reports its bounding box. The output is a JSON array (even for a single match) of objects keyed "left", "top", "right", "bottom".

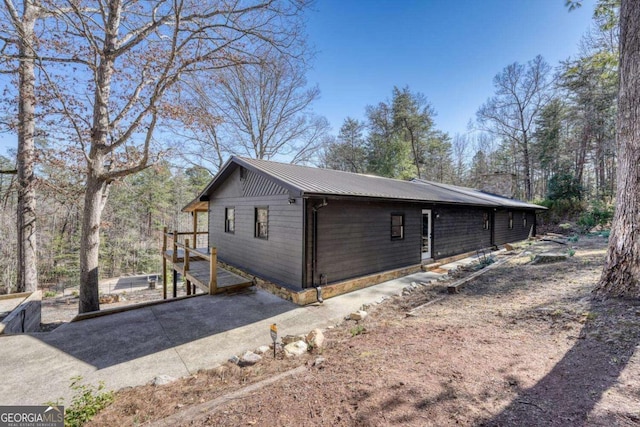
[
  {"left": 281, "top": 334, "right": 298, "bottom": 345},
  {"left": 281, "top": 334, "right": 306, "bottom": 345},
  {"left": 350, "top": 310, "right": 368, "bottom": 321},
  {"left": 151, "top": 375, "right": 177, "bottom": 386},
  {"left": 284, "top": 340, "right": 308, "bottom": 357},
  {"left": 255, "top": 345, "right": 270, "bottom": 354},
  {"left": 240, "top": 351, "right": 262, "bottom": 366},
  {"left": 306, "top": 329, "right": 325, "bottom": 349},
  {"left": 98, "top": 294, "right": 121, "bottom": 304}
]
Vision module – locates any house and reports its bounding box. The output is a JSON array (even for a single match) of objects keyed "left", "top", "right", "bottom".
[{"left": 181, "top": 156, "right": 544, "bottom": 303}]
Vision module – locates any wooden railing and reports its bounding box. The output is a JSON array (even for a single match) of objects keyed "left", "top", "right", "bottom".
[{"left": 162, "top": 227, "right": 216, "bottom": 298}]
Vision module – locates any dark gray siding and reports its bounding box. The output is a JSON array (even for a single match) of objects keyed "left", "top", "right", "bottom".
[
  {"left": 315, "top": 200, "right": 421, "bottom": 285},
  {"left": 431, "top": 206, "right": 493, "bottom": 259},
  {"left": 209, "top": 168, "right": 303, "bottom": 288},
  {"left": 494, "top": 209, "right": 536, "bottom": 245}
]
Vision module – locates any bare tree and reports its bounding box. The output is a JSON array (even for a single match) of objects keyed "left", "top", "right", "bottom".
[
  {"left": 27, "top": 0, "right": 309, "bottom": 313},
  {"left": 451, "top": 133, "right": 469, "bottom": 185},
  {"left": 595, "top": 0, "right": 640, "bottom": 299},
  {"left": 0, "top": 0, "right": 40, "bottom": 293},
  {"left": 181, "top": 49, "right": 328, "bottom": 167},
  {"left": 477, "top": 55, "right": 553, "bottom": 201}
]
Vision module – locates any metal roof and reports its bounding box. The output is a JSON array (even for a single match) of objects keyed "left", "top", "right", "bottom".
[
  {"left": 184, "top": 156, "right": 546, "bottom": 211},
  {"left": 412, "top": 179, "right": 546, "bottom": 210}
]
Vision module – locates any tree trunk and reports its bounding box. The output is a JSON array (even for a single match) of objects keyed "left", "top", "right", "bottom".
[
  {"left": 78, "top": 2, "right": 118, "bottom": 313},
  {"left": 16, "top": 1, "right": 38, "bottom": 293},
  {"left": 595, "top": 0, "right": 640, "bottom": 299},
  {"left": 79, "top": 174, "right": 105, "bottom": 313}
]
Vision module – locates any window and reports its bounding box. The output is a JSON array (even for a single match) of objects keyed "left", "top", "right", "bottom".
[
  {"left": 255, "top": 207, "right": 268, "bottom": 239},
  {"left": 225, "top": 207, "right": 235, "bottom": 233},
  {"left": 391, "top": 214, "right": 404, "bottom": 240},
  {"left": 483, "top": 212, "right": 490, "bottom": 230},
  {"left": 523, "top": 212, "right": 527, "bottom": 228},
  {"left": 508, "top": 211, "right": 513, "bottom": 229}
]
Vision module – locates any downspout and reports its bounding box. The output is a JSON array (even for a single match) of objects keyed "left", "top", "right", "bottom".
[{"left": 311, "top": 198, "right": 328, "bottom": 303}]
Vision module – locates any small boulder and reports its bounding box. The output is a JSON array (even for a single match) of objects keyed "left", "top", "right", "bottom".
[
  {"left": 281, "top": 334, "right": 298, "bottom": 345},
  {"left": 313, "top": 357, "right": 325, "bottom": 367},
  {"left": 228, "top": 355, "right": 240, "bottom": 365},
  {"left": 531, "top": 253, "right": 568, "bottom": 265},
  {"left": 284, "top": 340, "right": 308, "bottom": 357},
  {"left": 240, "top": 351, "right": 262, "bottom": 366},
  {"left": 151, "top": 375, "right": 176, "bottom": 386},
  {"left": 306, "top": 328, "right": 325, "bottom": 349},
  {"left": 282, "top": 334, "right": 307, "bottom": 345},
  {"left": 99, "top": 294, "right": 120, "bottom": 304},
  {"left": 255, "top": 345, "right": 271, "bottom": 354},
  {"left": 350, "top": 310, "right": 368, "bottom": 321}
]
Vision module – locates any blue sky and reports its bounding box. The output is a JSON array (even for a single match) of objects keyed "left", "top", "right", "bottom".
[
  {"left": 0, "top": 0, "right": 598, "bottom": 158},
  {"left": 305, "top": 0, "right": 598, "bottom": 138}
]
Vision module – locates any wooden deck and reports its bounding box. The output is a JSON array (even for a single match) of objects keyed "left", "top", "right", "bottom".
[{"left": 164, "top": 249, "right": 253, "bottom": 294}]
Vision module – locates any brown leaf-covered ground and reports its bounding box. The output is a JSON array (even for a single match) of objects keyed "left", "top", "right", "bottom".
[{"left": 89, "top": 235, "right": 640, "bottom": 426}]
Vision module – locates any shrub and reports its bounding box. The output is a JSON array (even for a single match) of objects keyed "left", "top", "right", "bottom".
[
  {"left": 577, "top": 201, "right": 614, "bottom": 233},
  {"left": 48, "top": 376, "right": 114, "bottom": 427},
  {"left": 536, "top": 198, "right": 585, "bottom": 225},
  {"left": 350, "top": 325, "right": 366, "bottom": 337}
]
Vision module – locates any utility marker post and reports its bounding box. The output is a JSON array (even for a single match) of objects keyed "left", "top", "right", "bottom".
[{"left": 270, "top": 323, "right": 278, "bottom": 359}]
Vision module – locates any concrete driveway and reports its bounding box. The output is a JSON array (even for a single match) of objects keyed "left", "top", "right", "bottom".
[{"left": 0, "top": 267, "right": 456, "bottom": 406}]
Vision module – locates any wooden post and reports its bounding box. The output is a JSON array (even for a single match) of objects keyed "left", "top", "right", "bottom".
[
  {"left": 162, "top": 227, "right": 168, "bottom": 299},
  {"left": 172, "top": 230, "right": 178, "bottom": 263},
  {"left": 209, "top": 247, "right": 217, "bottom": 295},
  {"left": 193, "top": 211, "right": 198, "bottom": 250},
  {"left": 162, "top": 226, "right": 167, "bottom": 253},
  {"left": 185, "top": 238, "right": 191, "bottom": 296},
  {"left": 172, "top": 269, "right": 178, "bottom": 298},
  {"left": 162, "top": 257, "right": 167, "bottom": 299}
]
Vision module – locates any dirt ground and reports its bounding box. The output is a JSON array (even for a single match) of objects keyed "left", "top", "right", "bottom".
[{"left": 89, "top": 235, "right": 640, "bottom": 426}]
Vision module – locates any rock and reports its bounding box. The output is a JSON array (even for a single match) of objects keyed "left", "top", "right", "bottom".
[
  {"left": 284, "top": 340, "right": 308, "bottom": 357},
  {"left": 151, "top": 375, "right": 177, "bottom": 386},
  {"left": 228, "top": 355, "right": 240, "bottom": 365},
  {"left": 531, "top": 253, "right": 568, "bottom": 265},
  {"left": 350, "top": 310, "right": 368, "bottom": 321},
  {"left": 255, "top": 345, "right": 271, "bottom": 354},
  {"left": 281, "top": 334, "right": 306, "bottom": 345},
  {"left": 281, "top": 334, "right": 298, "bottom": 345},
  {"left": 504, "top": 243, "right": 514, "bottom": 251},
  {"left": 98, "top": 294, "right": 120, "bottom": 304},
  {"left": 240, "top": 351, "right": 262, "bottom": 366},
  {"left": 306, "top": 329, "right": 325, "bottom": 349},
  {"left": 313, "top": 357, "right": 325, "bottom": 367}
]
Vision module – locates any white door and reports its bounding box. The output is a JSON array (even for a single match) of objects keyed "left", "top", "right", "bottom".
[{"left": 422, "top": 209, "right": 432, "bottom": 260}]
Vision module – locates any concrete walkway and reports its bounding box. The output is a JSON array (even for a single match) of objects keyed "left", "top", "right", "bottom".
[{"left": 0, "top": 256, "right": 483, "bottom": 406}]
